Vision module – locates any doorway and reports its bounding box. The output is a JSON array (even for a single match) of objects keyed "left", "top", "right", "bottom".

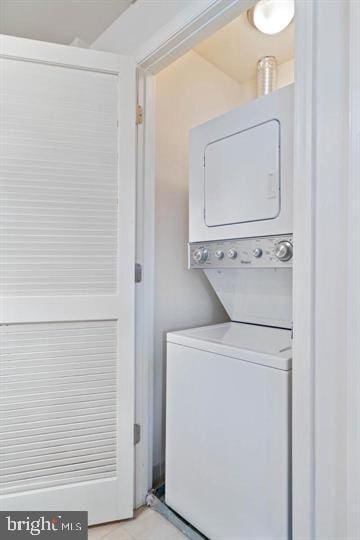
[{"left": 152, "top": 10, "right": 294, "bottom": 485}]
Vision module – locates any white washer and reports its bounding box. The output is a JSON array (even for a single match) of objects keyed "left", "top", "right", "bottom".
[{"left": 165, "top": 322, "right": 291, "bottom": 540}]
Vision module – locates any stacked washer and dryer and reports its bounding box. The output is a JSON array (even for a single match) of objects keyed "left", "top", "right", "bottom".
[{"left": 165, "top": 85, "right": 294, "bottom": 540}]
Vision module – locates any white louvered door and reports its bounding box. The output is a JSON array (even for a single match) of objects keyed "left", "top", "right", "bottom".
[{"left": 0, "top": 37, "right": 136, "bottom": 524}]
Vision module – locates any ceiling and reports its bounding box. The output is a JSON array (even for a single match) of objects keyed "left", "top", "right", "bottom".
[
  {"left": 194, "top": 10, "right": 294, "bottom": 84},
  {"left": 0, "top": 0, "right": 134, "bottom": 46}
]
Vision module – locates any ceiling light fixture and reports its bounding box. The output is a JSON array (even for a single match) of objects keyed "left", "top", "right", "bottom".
[{"left": 248, "top": 0, "right": 294, "bottom": 35}]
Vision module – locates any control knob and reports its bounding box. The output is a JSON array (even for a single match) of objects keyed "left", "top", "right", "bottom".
[
  {"left": 274, "top": 241, "right": 293, "bottom": 262},
  {"left": 253, "top": 247, "right": 263, "bottom": 258},
  {"left": 193, "top": 248, "right": 208, "bottom": 264},
  {"left": 215, "top": 250, "right": 224, "bottom": 259},
  {"left": 227, "top": 249, "right": 238, "bottom": 259}
]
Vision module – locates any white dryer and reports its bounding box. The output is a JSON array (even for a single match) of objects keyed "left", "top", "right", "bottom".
[
  {"left": 189, "top": 84, "right": 294, "bottom": 243},
  {"left": 165, "top": 322, "right": 291, "bottom": 540}
]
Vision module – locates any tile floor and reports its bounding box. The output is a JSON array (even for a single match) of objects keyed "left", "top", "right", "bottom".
[{"left": 88, "top": 507, "right": 188, "bottom": 540}]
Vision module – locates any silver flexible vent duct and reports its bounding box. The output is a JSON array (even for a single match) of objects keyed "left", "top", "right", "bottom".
[{"left": 257, "top": 56, "right": 278, "bottom": 97}]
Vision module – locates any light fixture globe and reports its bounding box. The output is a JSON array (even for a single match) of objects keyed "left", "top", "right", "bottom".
[{"left": 250, "top": 0, "right": 294, "bottom": 35}]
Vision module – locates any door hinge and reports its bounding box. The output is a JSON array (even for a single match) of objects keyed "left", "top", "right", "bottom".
[
  {"left": 136, "top": 104, "right": 144, "bottom": 125},
  {"left": 134, "top": 423, "right": 141, "bottom": 445},
  {"left": 135, "top": 262, "right": 142, "bottom": 283}
]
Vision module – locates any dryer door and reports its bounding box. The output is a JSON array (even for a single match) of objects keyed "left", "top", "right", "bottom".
[{"left": 204, "top": 120, "right": 280, "bottom": 227}]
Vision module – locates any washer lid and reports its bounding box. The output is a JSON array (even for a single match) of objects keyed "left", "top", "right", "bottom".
[{"left": 167, "top": 322, "right": 292, "bottom": 371}]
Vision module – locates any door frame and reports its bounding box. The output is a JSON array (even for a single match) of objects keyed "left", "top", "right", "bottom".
[
  {"left": 134, "top": 0, "right": 359, "bottom": 538},
  {"left": 134, "top": 67, "right": 155, "bottom": 508},
  {"left": 347, "top": 1, "right": 360, "bottom": 537}
]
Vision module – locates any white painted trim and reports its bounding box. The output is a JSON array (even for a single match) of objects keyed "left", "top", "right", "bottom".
[
  {"left": 347, "top": 1, "right": 360, "bottom": 538},
  {"left": 134, "top": 68, "right": 156, "bottom": 507},
  {"left": 0, "top": 34, "right": 121, "bottom": 73},
  {"left": 292, "top": 2, "right": 316, "bottom": 538},
  {"left": 116, "top": 55, "right": 138, "bottom": 520},
  {"left": 312, "top": 3, "right": 349, "bottom": 536},
  {"left": 294, "top": 1, "right": 351, "bottom": 537},
  {"left": 136, "top": 0, "right": 254, "bottom": 73}
]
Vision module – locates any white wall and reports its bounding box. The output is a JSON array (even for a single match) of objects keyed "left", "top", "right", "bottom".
[
  {"left": 278, "top": 59, "right": 294, "bottom": 89},
  {"left": 154, "top": 50, "right": 257, "bottom": 479}
]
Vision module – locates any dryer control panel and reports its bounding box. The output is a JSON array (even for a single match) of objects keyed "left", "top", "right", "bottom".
[{"left": 189, "top": 235, "right": 293, "bottom": 269}]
